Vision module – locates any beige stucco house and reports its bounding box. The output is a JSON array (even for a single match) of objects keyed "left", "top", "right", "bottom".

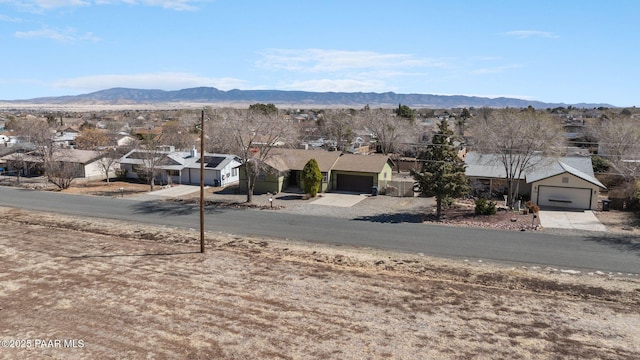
[
  {"left": 239, "top": 148, "right": 393, "bottom": 195},
  {"left": 465, "top": 152, "right": 605, "bottom": 210}
]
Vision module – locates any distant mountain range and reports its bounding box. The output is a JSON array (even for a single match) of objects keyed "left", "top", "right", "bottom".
[{"left": 3, "top": 87, "right": 614, "bottom": 109}]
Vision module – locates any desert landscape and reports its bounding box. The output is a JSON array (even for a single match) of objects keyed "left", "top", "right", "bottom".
[{"left": 1, "top": 206, "right": 639, "bottom": 359}]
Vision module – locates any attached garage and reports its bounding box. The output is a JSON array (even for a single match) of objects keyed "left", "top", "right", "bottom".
[
  {"left": 466, "top": 152, "right": 606, "bottom": 211},
  {"left": 336, "top": 173, "right": 373, "bottom": 193},
  {"left": 537, "top": 186, "right": 593, "bottom": 210},
  {"left": 530, "top": 170, "right": 605, "bottom": 211}
]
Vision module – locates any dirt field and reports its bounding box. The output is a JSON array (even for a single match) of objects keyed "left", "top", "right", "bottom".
[{"left": 1, "top": 207, "right": 639, "bottom": 359}]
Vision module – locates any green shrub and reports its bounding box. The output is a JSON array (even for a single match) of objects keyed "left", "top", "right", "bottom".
[
  {"left": 302, "top": 159, "right": 322, "bottom": 198},
  {"left": 475, "top": 197, "right": 497, "bottom": 215}
]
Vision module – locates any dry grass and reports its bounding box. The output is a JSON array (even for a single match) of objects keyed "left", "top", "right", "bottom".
[
  {"left": 0, "top": 207, "right": 639, "bottom": 359},
  {"left": 61, "top": 180, "right": 150, "bottom": 197}
]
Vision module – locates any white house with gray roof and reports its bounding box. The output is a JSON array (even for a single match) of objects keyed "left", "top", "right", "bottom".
[
  {"left": 465, "top": 152, "right": 606, "bottom": 210},
  {"left": 119, "top": 146, "right": 241, "bottom": 187}
]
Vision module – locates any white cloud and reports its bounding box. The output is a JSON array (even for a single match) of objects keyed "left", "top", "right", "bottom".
[
  {"left": 97, "top": 0, "right": 198, "bottom": 11},
  {"left": 505, "top": 30, "right": 559, "bottom": 39},
  {"left": 5, "top": 0, "right": 199, "bottom": 10},
  {"left": 137, "top": 0, "right": 198, "bottom": 11},
  {"left": 0, "top": 13, "right": 23, "bottom": 22},
  {"left": 31, "top": 0, "right": 89, "bottom": 8},
  {"left": 279, "top": 79, "right": 390, "bottom": 93},
  {"left": 53, "top": 72, "right": 247, "bottom": 92},
  {"left": 256, "top": 48, "right": 450, "bottom": 73},
  {"left": 471, "top": 64, "right": 523, "bottom": 75},
  {"left": 14, "top": 27, "right": 100, "bottom": 43}
]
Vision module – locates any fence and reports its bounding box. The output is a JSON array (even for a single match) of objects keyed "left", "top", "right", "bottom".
[{"left": 384, "top": 179, "right": 416, "bottom": 197}]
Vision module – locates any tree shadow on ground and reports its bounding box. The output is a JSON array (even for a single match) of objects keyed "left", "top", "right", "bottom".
[
  {"left": 131, "top": 199, "right": 265, "bottom": 216},
  {"left": 352, "top": 212, "right": 425, "bottom": 224},
  {"left": 213, "top": 185, "right": 241, "bottom": 195},
  {"left": 276, "top": 195, "right": 304, "bottom": 201},
  {"left": 583, "top": 233, "right": 640, "bottom": 256},
  {"left": 131, "top": 200, "right": 226, "bottom": 216}
]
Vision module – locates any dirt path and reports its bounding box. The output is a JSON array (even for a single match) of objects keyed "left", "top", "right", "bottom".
[{"left": 1, "top": 207, "right": 639, "bottom": 359}]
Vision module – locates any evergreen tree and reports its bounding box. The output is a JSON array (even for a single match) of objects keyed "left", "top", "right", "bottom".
[
  {"left": 411, "top": 119, "right": 469, "bottom": 219},
  {"left": 302, "top": 158, "right": 323, "bottom": 197},
  {"left": 395, "top": 103, "right": 415, "bottom": 120},
  {"left": 248, "top": 103, "right": 278, "bottom": 115}
]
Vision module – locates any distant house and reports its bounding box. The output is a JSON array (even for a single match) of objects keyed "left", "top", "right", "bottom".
[
  {"left": 465, "top": 152, "right": 606, "bottom": 210},
  {"left": 53, "top": 126, "right": 80, "bottom": 148},
  {"left": 114, "top": 133, "right": 137, "bottom": 148},
  {"left": 239, "top": 148, "right": 393, "bottom": 194},
  {"left": 132, "top": 126, "right": 163, "bottom": 141},
  {"left": 119, "top": 146, "right": 241, "bottom": 187}
]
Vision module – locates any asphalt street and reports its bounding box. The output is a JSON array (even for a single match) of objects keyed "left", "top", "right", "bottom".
[{"left": 1, "top": 186, "right": 638, "bottom": 274}]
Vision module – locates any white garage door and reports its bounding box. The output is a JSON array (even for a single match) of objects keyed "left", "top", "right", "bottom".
[{"left": 537, "top": 186, "right": 592, "bottom": 210}]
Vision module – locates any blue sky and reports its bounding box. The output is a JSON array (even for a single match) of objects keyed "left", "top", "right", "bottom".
[{"left": 1, "top": 0, "right": 638, "bottom": 106}]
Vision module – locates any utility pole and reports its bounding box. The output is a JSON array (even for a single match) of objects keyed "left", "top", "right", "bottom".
[{"left": 200, "top": 109, "right": 205, "bottom": 253}]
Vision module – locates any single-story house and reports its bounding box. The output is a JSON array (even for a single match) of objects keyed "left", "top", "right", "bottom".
[
  {"left": 0, "top": 148, "right": 110, "bottom": 180},
  {"left": 119, "top": 146, "right": 241, "bottom": 187},
  {"left": 465, "top": 152, "right": 606, "bottom": 210},
  {"left": 238, "top": 148, "right": 393, "bottom": 194}
]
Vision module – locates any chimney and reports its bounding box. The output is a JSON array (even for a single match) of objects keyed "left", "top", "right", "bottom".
[{"left": 191, "top": 145, "right": 197, "bottom": 158}]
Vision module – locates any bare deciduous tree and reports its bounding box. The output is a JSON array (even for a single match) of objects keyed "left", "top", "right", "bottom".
[
  {"left": 14, "top": 118, "right": 55, "bottom": 156},
  {"left": 205, "top": 107, "right": 297, "bottom": 203},
  {"left": 136, "top": 138, "right": 167, "bottom": 191},
  {"left": 96, "top": 148, "right": 119, "bottom": 184},
  {"left": 159, "top": 120, "right": 196, "bottom": 151},
  {"left": 75, "top": 128, "right": 111, "bottom": 150},
  {"left": 469, "top": 107, "right": 566, "bottom": 207},
  {"left": 317, "top": 109, "right": 356, "bottom": 151},
  {"left": 5, "top": 149, "right": 33, "bottom": 184},
  {"left": 358, "top": 108, "right": 416, "bottom": 155},
  {"left": 45, "top": 150, "right": 80, "bottom": 190},
  {"left": 590, "top": 114, "right": 640, "bottom": 181},
  {"left": 12, "top": 118, "right": 59, "bottom": 182}
]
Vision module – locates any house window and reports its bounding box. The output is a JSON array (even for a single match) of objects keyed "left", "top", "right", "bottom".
[
  {"left": 258, "top": 172, "right": 266, "bottom": 181},
  {"left": 322, "top": 172, "right": 328, "bottom": 183},
  {"left": 232, "top": 168, "right": 238, "bottom": 177},
  {"left": 562, "top": 177, "right": 569, "bottom": 184},
  {"left": 167, "top": 170, "right": 179, "bottom": 176}
]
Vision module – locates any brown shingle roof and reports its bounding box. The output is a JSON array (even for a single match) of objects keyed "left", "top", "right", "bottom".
[
  {"left": 332, "top": 153, "right": 391, "bottom": 173},
  {"left": 264, "top": 155, "right": 289, "bottom": 172},
  {"left": 271, "top": 148, "right": 341, "bottom": 172},
  {"left": 1, "top": 149, "right": 104, "bottom": 165}
]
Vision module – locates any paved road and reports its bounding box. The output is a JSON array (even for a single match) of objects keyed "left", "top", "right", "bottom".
[{"left": 1, "top": 186, "right": 638, "bottom": 274}]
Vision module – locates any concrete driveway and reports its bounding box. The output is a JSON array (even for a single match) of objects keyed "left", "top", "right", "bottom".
[
  {"left": 310, "top": 192, "right": 369, "bottom": 207},
  {"left": 539, "top": 210, "right": 607, "bottom": 232}
]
